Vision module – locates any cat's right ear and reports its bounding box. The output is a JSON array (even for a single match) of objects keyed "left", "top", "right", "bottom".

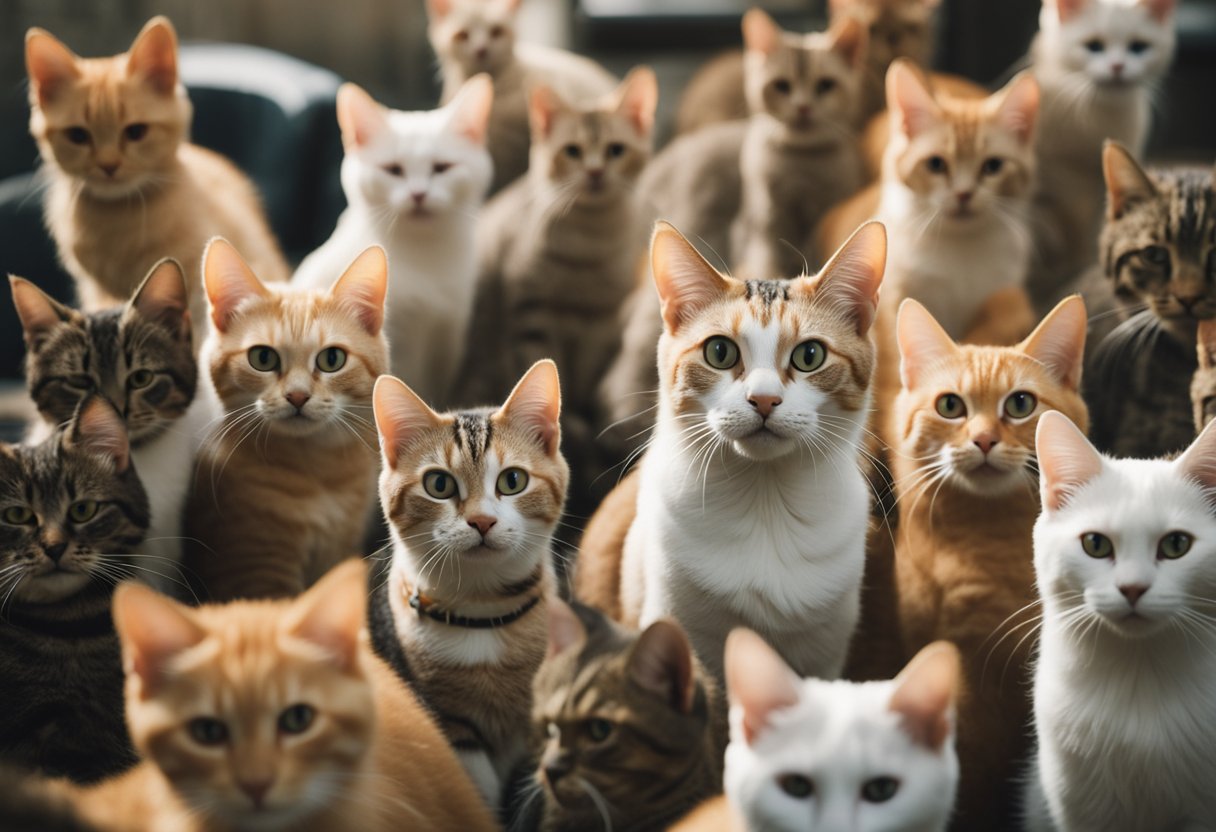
[
  {"left": 896, "top": 298, "right": 957, "bottom": 390},
  {"left": 889, "top": 640, "right": 960, "bottom": 751},
  {"left": 126, "top": 16, "right": 179, "bottom": 96},
  {"left": 426, "top": 0, "right": 452, "bottom": 19},
  {"left": 628, "top": 620, "right": 697, "bottom": 714},
  {"left": 1103, "top": 142, "right": 1157, "bottom": 220},
  {"left": 130, "top": 259, "right": 191, "bottom": 343},
  {"left": 725, "top": 628, "right": 800, "bottom": 745},
  {"left": 546, "top": 598, "right": 587, "bottom": 659},
  {"left": 25, "top": 28, "right": 81, "bottom": 106},
  {"left": 651, "top": 221, "right": 731, "bottom": 334},
  {"left": 528, "top": 84, "right": 565, "bottom": 139},
  {"left": 68, "top": 396, "right": 131, "bottom": 473},
  {"left": 886, "top": 59, "right": 941, "bottom": 139},
  {"left": 498, "top": 359, "right": 562, "bottom": 456},
  {"left": 113, "top": 582, "right": 206, "bottom": 698},
  {"left": 448, "top": 74, "right": 495, "bottom": 146},
  {"left": 373, "top": 375, "right": 444, "bottom": 470},
  {"left": 1035, "top": 410, "right": 1103, "bottom": 513},
  {"left": 9, "top": 276, "right": 74, "bottom": 348},
  {"left": 337, "top": 83, "right": 390, "bottom": 151},
  {"left": 202, "top": 237, "right": 270, "bottom": 334},
  {"left": 284, "top": 559, "right": 368, "bottom": 673},
  {"left": 742, "top": 9, "right": 783, "bottom": 56}
]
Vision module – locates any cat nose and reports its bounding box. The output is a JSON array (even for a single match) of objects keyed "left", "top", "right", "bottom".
[
  {"left": 1119, "top": 584, "right": 1148, "bottom": 607},
  {"left": 467, "top": 515, "right": 496, "bottom": 537},
  {"left": 43, "top": 542, "right": 68, "bottom": 563},
  {"left": 1111, "top": 62, "right": 1125, "bottom": 77},
  {"left": 1173, "top": 293, "right": 1202, "bottom": 313},
  {"left": 99, "top": 163, "right": 119, "bottom": 177},
  {"left": 542, "top": 751, "right": 574, "bottom": 786},
  {"left": 973, "top": 433, "right": 999, "bottom": 455},
  {"left": 587, "top": 168, "right": 604, "bottom": 181},
  {"left": 956, "top": 191, "right": 973, "bottom": 205},
  {"left": 749, "top": 394, "right": 782, "bottom": 419},
  {"left": 411, "top": 191, "right": 427, "bottom": 206},
  {"left": 797, "top": 104, "right": 811, "bottom": 119},
  {"left": 238, "top": 777, "right": 274, "bottom": 807},
  {"left": 285, "top": 391, "right": 311, "bottom": 410},
  {"left": 475, "top": 46, "right": 489, "bottom": 61}
]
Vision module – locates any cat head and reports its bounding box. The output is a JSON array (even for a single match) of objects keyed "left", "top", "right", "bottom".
[
  {"left": 893, "top": 296, "right": 1089, "bottom": 498},
  {"left": 427, "top": 0, "right": 520, "bottom": 79},
  {"left": 202, "top": 239, "right": 388, "bottom": 439},
  {"left": 374, "top": 361, "right": 569, "bottom": 596},
  {"left": 884, "top": 60, "right": 1039, "bottom": 221},
  {"left": 829, "top": 0, "right": 938, "bottom": 81},
  {"left": 741, "top": 10, "right": 867, "bottom": 139},
  {"left": 723, "top": 629, "right": 961, "bottom": 832},
  {"left": 532, "top": 601, "right": 713, "bottom": 828},
  {"left": 1192, "top": 319, "right": 1216, "bottom": 434},
  {"left": 335, "top": 76, "right": 493, "bottom": 226},
  {"left": 1098, "top": 143, "right": 1216, "bottom": 344},
  {"left": 1035, "top": 410, "right": 1216, "bottom": 640},
  {"left": 114, "top": 559, "right": 373, "bottom": 827},
  {"left": 1037, "top": 0, "right": 1176, "bottom": 87},
  {"left": 653, "top": 220, "right": 886, "bottom": 463},
  {"left": 527, "top": 67, "right": 657, "bottom": 204},
  {"left": 12, "top": 260, "right": 195, "bottom": 446},
  {"left": 0, "top": 396, "right": 148, "bottom": 606},
  {"left": 25, "top": 17, "right": 192, "bottom": 200}
]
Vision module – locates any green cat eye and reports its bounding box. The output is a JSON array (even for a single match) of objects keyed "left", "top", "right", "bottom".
[
  {"left": 1158, "top": 531, "right": 1194, "bottom": 560},
  {"left": 771, "top": 78, "right": 792, "bottom": 95},
  {"left": 1003, "top": 391, "right": 1037, "bottom": 420},
  {"left": 777, "top": 773, "right": 814, "bottom": 799},
  {"left": 316, "top": 346, "right": 347, "bottom": 373},
  {"left": 124, "top": 123, "right": 148, "bottom": 141},
  {"left": 861, "top": 776, "right": 900, "bottom": 803},
  {"left": 248, "top": 346, "right": 280, "bottom": 372},
  {"left": 563, "top": 144, "right": 582, "bottom": 159},
  {"left": 278, "top": 703, "right": 316, "bottom": 734},
  {"left": 1081, "top": 532, "right": 1114, "bottom": 559},
  {"left": 497, "top": 467, "right": 529, "bottom": 496},
  {"left": 607, "top": 142, "right": 626, "bottom": 158},
  {"left": 2, "top": 506, "right": 34, "bottom": 526},
  {"left": 128, "top": 369, "right": 154, "bottom": 389},
  {"left": 423, "top": 470, "right": 458, "bottom": 500},
  {"left": 935, "top": 393, "right": 967, "bottom": 419},
  {"left": 68, "top": 500, "right": 98, "bottom": 524},
  {"left": 791, "top": 340, "right": 828, "bottom": 373},
  {"left": 1141, "top": 245, "right": 1170, "bottom": 266},
  {"left": 981, "top": 157, "right": 1004, "bottom": 176},
  {"left": 65, "top": 126, "right": 91, "bottom": 145},
  {"left": 926, "top": 155, "right": 948, "bottom": 174},
  {"left": 189, "top": 717, "right": 229, "bottom": 746},
  {"left": 703, "top": 336, "right": 740, "bottom": 371},
  {"left": 586, "top": 718, "right": 613, "bottom": 742}
]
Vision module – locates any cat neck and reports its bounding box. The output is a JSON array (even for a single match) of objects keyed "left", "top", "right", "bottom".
[
  {"left": 344, "top": 198, "right": 473, "bottom": 244},
  {"left": 211, "top": 411, "right": 377, "bottom": 462},
  {"left": 748, "top": 112, "right": 852, "bottom": 154}
]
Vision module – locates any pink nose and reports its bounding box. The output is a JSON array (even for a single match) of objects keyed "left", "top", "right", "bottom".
[
  {"left": 475, "top": 47, "right": 489, "bottom": 60},
  {"left": 1120, "top": 584, "right": 1147, "bottom": 606},
  {"left": 467, "top": 515, "right": 496, "bottom": 537},
  {"left": 973, "top": 433, "right": 999, "bottom": 454},
  {"left": 749, "top": 395, "right": 782, "bottom": 418},
  {"left": 239, "top": 778, "right": 273, "bottom": 807},
  {"left": 411, "top": 191, "right": 427, "bottom": 206},
  {"left": 285, "top": 391, "right": 310, "bottom": 410},
  {"left": 956, "top": 191, "right": 973, "bottom": 205},
  {"left": 1111, "top": 62, "right": 1125, "bottom": 76},
  {"left": 100, "top": 163, "right": 119, "bottom": 177}
]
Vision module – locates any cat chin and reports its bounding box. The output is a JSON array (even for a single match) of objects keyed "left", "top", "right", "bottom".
[
  {"left": 78, "top": 174, "right": 154, "bottom": 202},
  {"left": 1093, "top": 609, "right": 1170, "bottom": 639},
  {"left": 947, "top": 463, "right": 1028, "bottom": 497},
  {"left": 728, "top": 430, "right": 798, "bottom": 462},
  {"left": 14, "top": 569, "right": 91, "bottom": 605},
  {"left": 204, "top": 799, "right": 321, "bottom": 832}
]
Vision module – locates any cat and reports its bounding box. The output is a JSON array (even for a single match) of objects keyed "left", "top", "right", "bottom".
[
  {"left": 25, "top": 16, "right": 289, "bottom": 344},
  {"left": 0, "top": 396, "right": 147, "bottom": 783},
  {"left": 1192, "top": 319, "right": 1216, "bottom": 434},
  {"left": 182, "top": 239, "right": 388, "bottom": 602},
  {"left": 1024, "top": 411, "right": 1216, "bottom": 831},
  {"left": 368, "top": 360, "right": 570, "bottom": 811},
  {"left": 670, "top": 630, "right": 961, "bottom": 832},
  {"left": 578, "top": 220, "right": 886, "bottom": 689},
  {"left": 526, "top": 599, "right": 720, "bottom": 832},
  {"left": 48, "top": 559, "right": 499, "bottom": 832},
  {"left": 1026, "top": 0, "right": 1177, "bottom": 306},
  {"left": 427, "top": 0, "right": 618, "bottom": 193},
  {"left": 874, "top": 296, "right": 1089, "bottom": 830},
  {"left": 12, "top": 259, "right": 215, "bottom": 593},
  {"left": 292, "top": 76, "right": 494, "bottom": 407}
]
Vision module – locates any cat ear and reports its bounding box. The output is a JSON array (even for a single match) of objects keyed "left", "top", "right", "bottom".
[
  {"left": 651, "top": 221, "right": 731, "bottom": 334},
  {"left": 1198, "top": 319, "right": 1216, "bottom": 371},
  {"left": 889, "top": 640, "right": 960, "bottom": 751},
  {"left": 284, "top": 559, "right": 368, "bottom": 672},
  {"left": 373, "top": 375, "right": 444, "bottom": 471},
  {"left": 68, "top": 396, "right": 131, "bottom": 473},
  {"left": 742, "top": 9, "right": 783, "bottom": 56},
  {"left": 1036, "top": 410, "right": 1103, "bottom": 513},
  {"left": 9, "top": 276, "right": 74, "bottom": 348},
  {"left": 113, "top": 581, "right": 206, "bottom": 697},
  {"left": 25, "top": 28, "right": 81, "bottom": 106},
  {"left": 1102, "top": 141, "right": 1158, "bottom": 220},
  {"left": 331, "top": 246, "right": 388, "bottom": 336},
  {"left": 725, "top": 628, "right": 800, "bottom": 746},
  {"left": 897, "top": 298, "right": 957, "bottom": 390},
  {"left": 426, "top": 0, "right": 452, "bottom": 19},
  {"left": 828, "top": 14, "right": 868, "bottom": 69},
  {"left": 125, "top": 16, "right": 179, "bottom": 96},
  {"left": 614, "top": 66, "right": 659, "bottom": 138},
  {"left": 130, "top": 259, "right": 191, "bottom": 343},
  {"left": 448, "top": 74, "right": 495, "bottom": 146},
  {"left": 528, "top": 84, "right": 565, "bottom": 139},
  {"left": 990, "top": 71, "right": 1039, "bottom": 145},
  {"left": 886, "top": 59, "right": 941, "bottom": 139},
  {"left": 1053, "top": 0, "right": 1089, "bottom": 23},
  {"left": 1019, "top": 295, "right": 1087, "bottom": 390},
  {"left": 800, "top": 220, "right": 886, "bottom": 335},
  {"left": 1139, "top": 0, "right": 1175, "bottom": 23},
  {"left": 497, "top": 359, "right": 562, "bottom": 456},
  {"left": 1177, "top": 417, "right": 1216, "bottom": 499},
  {"left": 627, "top": 620, "right": 696, "bottom": 714},
  {"left": 546, "top": 598, "right": 587, "bottom": 659},
  {"left": 336, "top": 83, "right": 390, "bottom": 151},
  {"left": 202, "top": 237, "right": 270, "bottom": 334}
]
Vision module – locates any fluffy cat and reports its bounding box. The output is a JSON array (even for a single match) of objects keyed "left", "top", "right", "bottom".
[
  {"left": 1024, "top": 412, "right": 1216, "bottom": 831},
  {"left": 183, "top": 239, "right": 388, "bottom": 602},
  {"left": 369, "top": 360, "right": 570, "bottom": 811},
  {"left": 579, "top": 220, "right": 886, "bottom": 688},
  {"left": 427, "top": 0, "right": 617, "bottom": 193},
  {"left": 293, "top": 76, "right": 494, "bottom": 407},
  {"left": 49, "top": 560, "right": 498, "bottom": 832},
  {"left": 0, "top": 397, "right": 147, "bottom": 782},
  {"left": 527, "top": 600, "right": 720, "bottom": 832},
  {"left": 25, "top": 17, "right": 288, "bottom": 343},
  {"left": 1026, "top": 0, "right": 1177, "bottom": 305},
  {"left": 1192, "top": 319, "right": 1216, "bottom": 434}
]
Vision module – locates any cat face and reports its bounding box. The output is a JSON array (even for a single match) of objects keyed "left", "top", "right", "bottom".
[
  {"left": 1039, "top": 0, "right": 1176, "bottom": 87},
  {"left": 893, "top": 297, "right": 1088, "bottom": 498},
  {"left": 527, "top": 68, "right": 657, "bottom": 204},
  {"left": 375, "top": 361, "right": 569, "bottom": 596},
  {"left": 336, "top": 76, "right": 493, "bottom": 224},
  {"left": 742, "top": 10, "right": 867, "bottom": 139},
  {"left": 203, "top": 240, "right": 388, "bottom": 440},
  {"left": 885, "top": 61, "right": 1039, "bottom": 221},
  {"left": 830, "top": 0, "right": 937, "bottom": 80},
  {"left": 1035, "top": 411, "right": 1216, "bottom": 640},
  {"left": 13, "top": 260, "right": 195, "bottom": 446},
  {"left": 0, "top": 397, "right": 147, "bottom": 606},
  {"left": 724, "top": 630, "right": 960, "bottom": 832},
  {"left": 115, "top": 560, "right": 373, "bottom": 828},
  {"left": 653, "top": 221, "right": 885, "bottom": 463},
  {"left": 427, "top": 0, "right": 520, "bottom": 78},
  {"left": 25, "top": 17, "right": 192, "bottom": 200}
]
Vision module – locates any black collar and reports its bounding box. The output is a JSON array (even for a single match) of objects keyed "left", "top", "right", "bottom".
[{"left": 404, "top": 567, "right": 544, "bottom": 630}]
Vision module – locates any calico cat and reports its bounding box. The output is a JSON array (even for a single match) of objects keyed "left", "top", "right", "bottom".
[
  {"left": 293, "top": 76, "right": 494, "bottom": 406},
  {"left": 1026, "top": 0, "right": 1177, "bottom": 305},
  {"left": 25, "top": 17, "right": 288, "bottom": 341},
  {"left": 527, "top": 600, "right": 720, "bottom": 832},
  {"left": 183, "top": 239, "right": 388, "bottom": 602},
  {"left": 0, "top": 396, "right": 147, "bottom": 782},
  {"left": 579, "top": 220, "right": 886, "bottom": 688},
  {"left": 369, "top": 360, "right": 570, "bottom": 811},
  {"left": 49, "top": 560, "right": 498, "bottom": 832},
  {"left": 427, "top": 0, "right": 617, "bottom": 193},
  {"left": 1192, "top": 319, "right": 1216, "bottom": 434},
  {"left": 1024, "top": 412, "right": 1216, "bottom": 831},
  {"left": 12, "top": 259, "right": 213, "bottom": 591}
]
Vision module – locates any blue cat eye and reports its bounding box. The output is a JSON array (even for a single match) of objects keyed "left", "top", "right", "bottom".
[
  {"left": 861, "top": 776, "right": 900, "bottom": 803},
  {"left": 248, "top": 346, "right": 280, "bottom": 372},
  {"left": 189, "top": 717, "right": 229, "bottom": 746},
  {"left": 2, "top": 506, "right": 34, "bottom": 526},
  {"left": 424, "top": 470, "right": 458, "bottom": 500}
]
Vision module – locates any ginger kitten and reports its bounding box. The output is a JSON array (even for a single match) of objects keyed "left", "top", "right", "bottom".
[
  {"left": 183, "top": 240, "right": 388, "bottom": 602},
  {"left": 25, "top": 17, "right": 288, "bottom": 342},
  {"left": 1192, "top": 319, "right": 1216, "bottom": 434}
]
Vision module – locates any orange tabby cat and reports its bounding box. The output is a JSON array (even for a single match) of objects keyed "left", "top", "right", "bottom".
[
  {"left": 25, "top": 17, "right": 288, "bottom": 343},
  {"left": 46, "top": 560, "right": 498, "bottom": 832}
]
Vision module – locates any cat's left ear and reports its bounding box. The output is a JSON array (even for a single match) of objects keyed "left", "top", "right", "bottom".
[
  {"left": 1140, "top": 0, "right": 1176, "bottom": 23},
  {"left": 373, "top": 375, "right": 444, "bottom": 471},
  {"left": 627, "top": 620, "right": 696, "bottom": 714},
  {"left": 1018, "top": 295, "right": 1087, "bottom": 391},
  {"left": 497, "top": 359, "right": 562, "bottom": 456},
  {"left": 1177, "top": 416, "right": 1216, "bottom": 500},
  {"left": 202, "top": 238, "right": 270, "bottom": 334},
  {"left": 651, "top": 221, "right": 732, "bottom": 334},
  {"left": 125, "top": 16, "right": 179, "bottom": 96},
  {"left": 990, "top": 71, "right": 1039, "bottom": 146},
  {"left": 129, "top": 259, "right": 191, "bottom": 344},
  {"left": 889, "top": 640, "right": 960, "bottom": 751},
  {"left": 1036, "top": 410, "right": 1103, "bottom": 512},
  {"left": 284, "top": 559, "right": 368, "bottom": 673},
  {"left": 448, "top": 74, "right": 495, "bottom": 146},
  {"left": 614, "top": 66, "right": 659, "bottom": 139},
  {"left": 828, "top": 14, "right": 868, "bottom": 69},
  {"left": 799, "top": 220, "right": 886, "bottom": 335},
  {"left": 68, "top": 396, "right": 131, "bottom": 473},
  {"left": 1197, "top": 319, "right": 1216, "bottom": 371},
  {"left": 337, "top": 83, "right": 390, "bottom": 151},
  {"left": 113, "top": 582, "right": 206, "bottom": 697},
  {"left": 528, "top": 84, "right": 565, "bottom": 140},
  {"left": 1103, "top": 141, "right": 1158, "bottom": 220},
  {"left": 897, "top": 299, "right": 956, "bottom": 390},
  {"left": 331, "top": 246, "right": 388, "bottom": 336},
  {"left": 725, "top": 628, "right": 800, "bottom": 745}
]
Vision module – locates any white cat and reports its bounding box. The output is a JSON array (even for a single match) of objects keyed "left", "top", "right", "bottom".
[
  {"left": 1024, "top": 411, "right": 1216, "bottom": 831},
  {"left": 293, "top": 77, "right": 493, "bottom": 406}
]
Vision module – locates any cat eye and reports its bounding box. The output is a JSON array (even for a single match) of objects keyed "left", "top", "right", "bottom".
[
  {"left": 861, "top": 776, "right": 900, "bottom": 803},
  {"left": 1141, "top": 245, "right": 1169, "bottom": 266},
  {"left": 64, "top": 126, "right": 91, "bottom": 145},
  {"left": 68, "top": 500, "right": 99, "bottom": 524},
  {"left": 771, "top": 79, "right": 792, "bottom": 95},
  {"left": 563, "top": 144, "right": 582, "bottom": 159},
  {"left": 1158, "top": 531, "right": 1193, "bottom": 560},
  {"left": 382, "top": 163, "right": 405, "bottom": 177},
  {"left": 278, "top": 703, "right": 316, "bottom": 734},
  {"left": 585, "top": 718, "right": 614, "bottom": 742},
  {"left": 1081, "top": 532, "right": 1114, "bottom": 559},
  {"left": 247, "top": 346, "right": 281, "bottom": 373},
  {"left": 433, "top": 161, "right": 452, "bottom": 174},
  {"left": 454, "top": 30, "right": 470, "bottom": 42},
  {"left": 926, "top": 156, "right": 948, "bottom": 174},
  {"left": 490, "top": 25, "right": 505, "bottom": 38},
  {"left": 981, "top": 157, "right": 1004, "bottom": 176},
  {"left": 188, "top": 717, "right": 229, "bottom": 746},
  {"left": 607, "top": 142, "right": 626, "bottom": 158},
  {"left": 777, "top": 773, "right": 814, "bottom": 799},
  {"left": 935, "top": 393, "right": 967, "bottom": 419},
  {"left": 1084, "top": 38, "right": 1106, "bottom": 53},
  {"left": 496, "top": 467, "right": 529, "bottom": 496},
  {"left": 791, "top": 340, "right": 828, "bottom": 373},
  {"left": 423, "top": 470, "right": 459, "bottom": 500},
  {"left": 703, "top": 336, "right": 740, "bottom": 371},
  {"left": 815, "top": 78, "right": 837, "bottom": 96},
  {"left": 316, "top": 346, "right": 347, "bottom": 373},
  {"left": 124, "top": 123, "right": 148, "bottom": 142},
  {"left": 128, "top": 369, "right": 155, "bottom": 389},
  {"left": 1003, "top": 391, "right": 1037, "bottom": 420},
  {"left": 1128, "top": 40, "right": 1150, "bottom": 54},
  {"left": 2, "top": 506, "right": 34, "bottom": 526}
]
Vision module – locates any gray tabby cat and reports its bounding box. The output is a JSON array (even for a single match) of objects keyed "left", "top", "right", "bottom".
[{"left": 0, "top": 396, "right": 148, "bottom": 782}]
